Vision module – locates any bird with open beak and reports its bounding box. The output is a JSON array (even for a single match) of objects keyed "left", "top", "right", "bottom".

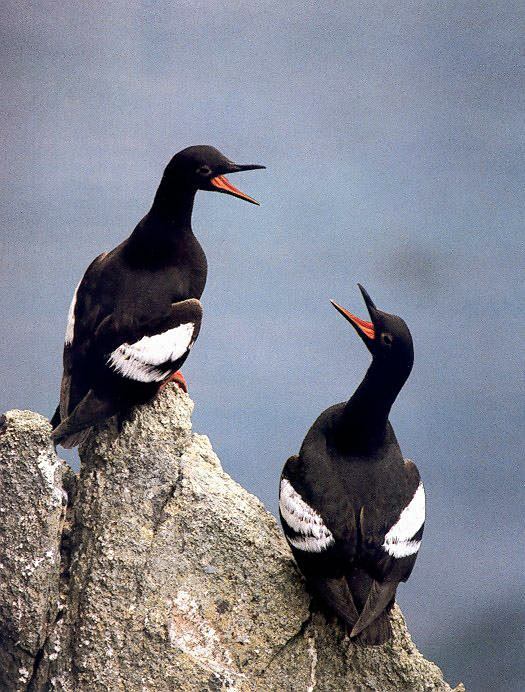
[
  {"left": 51, "top": 145, "right": 265, "bottom": 448},
  {"left": 279, "top": 285, "right": 424, "bottom": 645}
]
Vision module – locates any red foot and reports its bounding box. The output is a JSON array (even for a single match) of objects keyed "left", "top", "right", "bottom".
[{"left": 161, "top": 370, "right": 188, "bottom": 393}]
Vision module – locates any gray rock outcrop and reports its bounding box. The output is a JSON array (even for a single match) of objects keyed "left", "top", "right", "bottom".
[
  {"left": 0, "top": 388, "right": 464, "bottom": 691},
  {"left": 0, "top": 410, "right": 71, "bottom": 690}
]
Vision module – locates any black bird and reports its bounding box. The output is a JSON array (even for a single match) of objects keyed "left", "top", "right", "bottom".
[
  {"left": 51, "top": 145, "right": 265, "bottom": 448},
  {"left": 279, "top": 285, "right": 425, "bottom": 645}
]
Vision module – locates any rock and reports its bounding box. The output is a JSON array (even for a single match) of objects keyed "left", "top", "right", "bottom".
[
  {"left": 0, "top": 410, "right": 72, "bottom": 691},
  {"left": 0, "top": 389, "right": 464, "bottom": 691}
]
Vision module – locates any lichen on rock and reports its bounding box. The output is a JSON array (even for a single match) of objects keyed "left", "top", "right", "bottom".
[{"left": 0, "top": 387, "right": 464, "bottom": 691}]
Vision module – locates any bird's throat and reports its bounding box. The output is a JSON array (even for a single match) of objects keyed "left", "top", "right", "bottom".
[
  {"left": 126, "top": 182, "right": 199, "bottom": 268},
  {"left": 339, "top": 359, "right": 408, "bottom": 447},
  {"left": 149, "top": 177, "right": 198, "bottom": 230}
]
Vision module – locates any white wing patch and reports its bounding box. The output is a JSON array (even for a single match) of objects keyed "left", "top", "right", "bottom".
[
  {"left": 64, "top": 281, "right": 81, "bottom": 345},
  {"left": 107, "top": 322, "right": 194, "bottom": 383},
  {"left": 383, "top": 482, "right": 425, "bottom": 558},
  {"left": 279, "top": 478, "right": 335, "bottom": 553}
]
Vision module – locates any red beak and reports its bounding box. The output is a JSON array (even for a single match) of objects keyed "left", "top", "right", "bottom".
[
  {"left": 330, "top": 300, "right": 376, "bottom": 340},
  {"left": 210, "top": 175, "right": 260, "bottom": 205}
]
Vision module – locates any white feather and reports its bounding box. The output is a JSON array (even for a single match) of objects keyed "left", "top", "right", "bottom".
[
  {"left": 64, "top": 281, "right": 81, "bottom": 345},
  {"left": 288, "top": 535, "right": 334, "bottom": 552},
  {"left": 384, "top": 538, "right": 422, "bottom": 559},
  {"left": 107, "top": 322, "right": 194, "bottom": 383},
  {"left": 279, "top": 478, "right": 334, "bottom": 553},
  {"left": 383, "top": 482, "right": 425, "bottom": 558}
]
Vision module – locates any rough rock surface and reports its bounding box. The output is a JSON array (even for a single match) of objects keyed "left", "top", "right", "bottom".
[
  {"left": 0, "top": 410, "right": 71, "bottom": 690},
  {"left": 0, "top": 388, "right": 464, "bottom": 691}
]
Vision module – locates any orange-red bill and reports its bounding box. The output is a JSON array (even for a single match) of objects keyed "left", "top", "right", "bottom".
[
  {"left": 330, "top": 300, "right": 375, "bottom": 339},
  {"left": 210, "top": 175, "right": 259, "bottom": 205}
]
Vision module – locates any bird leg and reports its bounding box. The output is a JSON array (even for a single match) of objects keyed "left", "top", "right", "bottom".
[{"left": 161, "top": 371, "right": 188, "bottom": 393}]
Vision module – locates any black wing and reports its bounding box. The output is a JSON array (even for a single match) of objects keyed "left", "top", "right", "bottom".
[
  {"left": 351, "top": 459, "right": 425, "bottom": 637},
  {"left": 97, "top": 298, "right": 202, "bottom": 385},
  {"left": 279, "top": 456, "right": 360, "bottom": 629},
  {"left": 57, "top": 252, "right": 108, "bottom": 422},
  {"left": 52, "top": 298, "right": 202, "bottom": 447}
]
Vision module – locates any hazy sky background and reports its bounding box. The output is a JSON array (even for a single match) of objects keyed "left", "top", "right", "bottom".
[{"left": 1, "top": 2, "right": 523, "bottom": 689}]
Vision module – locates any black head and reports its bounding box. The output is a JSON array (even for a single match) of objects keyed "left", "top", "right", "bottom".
[
  {"left": 164, "top": 145, "right": 265, "bottom": 204},
  {"left": 331, "top": 284, "right": 414, "bottom": 371}
]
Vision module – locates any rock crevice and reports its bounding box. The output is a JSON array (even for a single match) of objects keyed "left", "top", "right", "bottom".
[{"left": 0, "top": 387, "right": 464, "bottom": 691}]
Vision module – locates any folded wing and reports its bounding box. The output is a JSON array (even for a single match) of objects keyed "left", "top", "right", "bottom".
[{"left": 107, "top": 321, "right": 196, "bottom": 383}]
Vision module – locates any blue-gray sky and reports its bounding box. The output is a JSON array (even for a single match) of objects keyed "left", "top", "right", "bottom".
[{"left": 1, "top": 2, "right": 523, "bottom": 689}]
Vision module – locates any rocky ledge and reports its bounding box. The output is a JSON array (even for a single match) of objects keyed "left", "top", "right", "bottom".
[{"left": 0, "top": 387, "right": 464, "bottom": 691}]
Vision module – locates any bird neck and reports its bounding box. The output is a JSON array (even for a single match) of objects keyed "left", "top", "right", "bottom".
[
  {"left": 148, "top": 175, "right": 198, "bottom": 230},
  {"left": 127, "top": 176, "right": 198, "bottom": 258},
  {"left": 339, "top": 357, "right": 409, "bottom": 447}
]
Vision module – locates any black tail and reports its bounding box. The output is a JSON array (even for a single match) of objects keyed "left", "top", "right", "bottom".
[
  {"left": 307, "top": 574, "right": 359, "bottom": 629},
  {"left": 50, "top": 405, "right": 61, "bottom": 429},
  {"left": 350, "top": 578, "right": 397, "bottom": 641},
  {"left": 353, "top": 608, "right": 393, "bottom": 645},
  {"left": 344, "top": 569, "right": 395, "bottom": 645},
  {"left": 308, "top": 572, "right": 394, "bottom": 645},
  {"left": 50, "top": 402, "right": 89, "bottom": 448},
  {"left": 51, "top": 389, "right": 116, "bottom": 449}
]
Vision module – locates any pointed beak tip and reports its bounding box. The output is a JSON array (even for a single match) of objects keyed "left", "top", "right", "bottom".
[
  {"left": 357, "top": 283, "right": 376, "bottom": 312},
  {"left": 210, "top": 174, "right": 260, "bottom": 205},
  {"left": 357, "top": 283, "right": 369, "bottom": 300},
  {"left": 235, "top": 163, "right": 266, "bottom": 172}
]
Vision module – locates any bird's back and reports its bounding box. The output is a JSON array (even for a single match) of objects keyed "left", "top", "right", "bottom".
[
  {"left": 284, "top": 404, "right": 421, "bottom": 564},
  {"left": 59, "top": 227, "right": 206, "bottom": 423}
]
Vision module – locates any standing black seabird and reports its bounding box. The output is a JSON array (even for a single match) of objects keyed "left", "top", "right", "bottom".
[
  {"left": 279, "top": 285, "right": 425, "bottom": 645},
  {"left": 51, "top": 145, "right": 265, "bottom": 448}
]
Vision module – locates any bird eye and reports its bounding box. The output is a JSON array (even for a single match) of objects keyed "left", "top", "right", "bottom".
[
  {"left": 196, "top": 165, "right": 212, "bottom": 177},
  {"left": 382, "top": 333, "right": 393, "bottom": 346}
]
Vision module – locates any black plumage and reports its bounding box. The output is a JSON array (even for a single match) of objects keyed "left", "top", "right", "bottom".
[
  {"left": 51, "top": 145, "right": 264, "bottom": 447},
  {"left": 279, "top": 285, "right": 425, "bottom": 645}
]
